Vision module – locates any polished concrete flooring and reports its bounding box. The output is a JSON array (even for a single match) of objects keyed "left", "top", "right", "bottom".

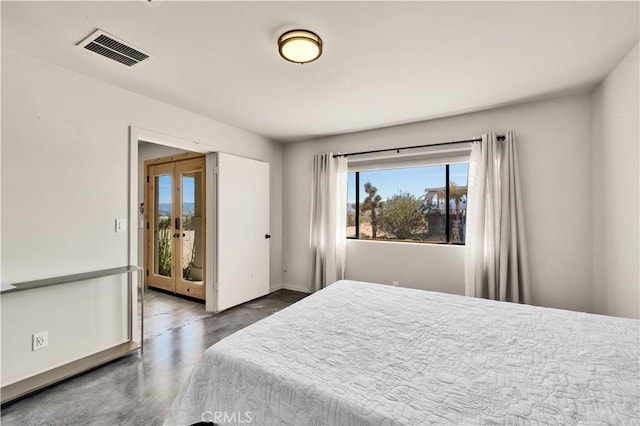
[{"left": 1, "top": 289, "right": 308, "bottom": 425}]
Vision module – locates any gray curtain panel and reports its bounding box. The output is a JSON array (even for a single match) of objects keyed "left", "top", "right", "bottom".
[
  {"left": 465, "top": 131, "right": 531, "bottom": 304},
  {"left": 309, "top": 153, "right": 347, "bottom": 292}
]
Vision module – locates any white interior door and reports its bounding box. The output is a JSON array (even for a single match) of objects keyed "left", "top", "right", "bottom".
[{"left": 217, "top": 153, "right": 270, "bottom": 311}]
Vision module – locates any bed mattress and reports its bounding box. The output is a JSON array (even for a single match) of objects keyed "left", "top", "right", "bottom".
[{"left": 165, "top": 280, "right": 640, "bottom": 425}]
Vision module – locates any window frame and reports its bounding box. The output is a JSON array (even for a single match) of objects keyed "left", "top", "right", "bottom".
[{"left": 347, "top": 163, "right": 466, "bottom": 245}]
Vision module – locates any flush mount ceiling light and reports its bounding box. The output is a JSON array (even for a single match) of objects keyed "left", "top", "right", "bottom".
[{"left": 278, "top": 29, "right": 322, "bottom": 64}]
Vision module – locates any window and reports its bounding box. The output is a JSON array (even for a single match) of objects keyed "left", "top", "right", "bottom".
[{"left": 347, "top": 162, "right": 468, "bottom": 244}]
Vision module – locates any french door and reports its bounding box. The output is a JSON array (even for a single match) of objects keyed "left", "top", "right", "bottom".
[{"left": 146, "top": 156, "right": 206, "bottom": 300}]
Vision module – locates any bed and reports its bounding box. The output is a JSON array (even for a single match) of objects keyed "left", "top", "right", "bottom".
[{"left": 165, "top": 280, "right": 640, "bottom": 425}]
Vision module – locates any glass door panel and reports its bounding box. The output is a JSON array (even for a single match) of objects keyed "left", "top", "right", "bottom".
[
  {"left": 181, "top": 171, "right": 203, "bottom": 283},
  {"left": 154, "top": 174, "right": 173, "bottom": 278},
  {"left": 175, "top": 157, "right": 206, "bottom": 299},
  {"left": 146, "top": 162, "right": 175, "bottom": 292}
]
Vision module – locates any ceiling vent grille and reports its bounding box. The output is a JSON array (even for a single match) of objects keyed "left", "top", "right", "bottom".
[{"left": 77, "top": 29, "right": 153, "bottom": 67}]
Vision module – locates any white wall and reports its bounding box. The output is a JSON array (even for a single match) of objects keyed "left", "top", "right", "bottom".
[
  {"left": 283, "top": 93, "right": 594, "bottom": 313},
  {"left": 592, "top": 44, "right": 639, "bottom": 319},
  {"left": 347, "top": 241, "right": 465, "bottom": 295},
  {"left": 1, "top": 49, "right": 284, "bottom": 385}
]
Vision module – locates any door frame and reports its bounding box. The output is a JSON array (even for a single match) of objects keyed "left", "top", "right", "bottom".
[{"left": 129, "top": 127, "right": 217, "bottom": 314}]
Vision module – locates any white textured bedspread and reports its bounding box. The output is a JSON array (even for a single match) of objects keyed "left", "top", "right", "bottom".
[{"left": 166, "top": 280, "right": 640, "bottom": 425}]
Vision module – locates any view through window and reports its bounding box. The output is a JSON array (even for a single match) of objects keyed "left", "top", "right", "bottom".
[{"left": 347, "top": 163, "right": 468, "bottom": 244}]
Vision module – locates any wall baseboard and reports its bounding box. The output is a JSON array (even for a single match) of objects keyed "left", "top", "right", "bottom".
[
  {"left": 269, "top": 284, "right": 283, "bottom": 293},
  {"left": 282, "top": 283, "right": 311, "bottom": 294}
]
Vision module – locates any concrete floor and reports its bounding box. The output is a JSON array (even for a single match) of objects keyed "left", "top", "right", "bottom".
[{"left": 1, "top": 289, "right": 308, "bottom": 425}]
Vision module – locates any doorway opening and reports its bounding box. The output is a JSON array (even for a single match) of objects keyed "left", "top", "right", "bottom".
[
  {"left": 130, "top": 127, "right": 272, "bottom": 338},
  {"left": 138, "top": 142, "right": 209, "bottom": 339}
]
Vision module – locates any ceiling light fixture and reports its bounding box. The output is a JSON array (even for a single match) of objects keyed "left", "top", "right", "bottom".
[{"left": 278, "top": 29, "right": 322, "bottom": 64}]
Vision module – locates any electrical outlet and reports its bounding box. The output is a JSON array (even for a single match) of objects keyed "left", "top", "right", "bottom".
[
  {"left": 392, "top": 281, "right": 399, "bottom": 287},
  {"left": 32, "top": 331, "right": 48, "bottom": 351}
]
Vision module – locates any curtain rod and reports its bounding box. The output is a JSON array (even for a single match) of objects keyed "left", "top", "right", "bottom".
[{"left": 332, "top": 135, "right": 505, "bottom": 158}]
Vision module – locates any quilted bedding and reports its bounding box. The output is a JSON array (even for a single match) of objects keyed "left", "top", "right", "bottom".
[{"left": 165, "top": 280, "right": 640, "bottom": 425}]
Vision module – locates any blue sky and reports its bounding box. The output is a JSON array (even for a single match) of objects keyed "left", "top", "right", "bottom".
[
  {"left": 158, "top": 175, "right": 195, "bottom": 205},
  {"left": 347, "top": 162, "right": 468, "bottom": 204}
]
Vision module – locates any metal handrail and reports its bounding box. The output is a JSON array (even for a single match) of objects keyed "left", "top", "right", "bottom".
[
  {"left": 2, "top": 266, "right": 141, "bottom": 294},
  {"left": 2, "top": 265, "right": 143, "bottom": 349},
  {"left": 0, "top": 265, "right": 145, "bottom": 404},
  {"left": 0, "top": 265, "right": 144, "bottom": 403}
]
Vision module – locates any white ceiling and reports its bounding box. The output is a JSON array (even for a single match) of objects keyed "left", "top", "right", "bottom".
[{"left": 2, "top": 1, "right": 638, "bottom": 142}]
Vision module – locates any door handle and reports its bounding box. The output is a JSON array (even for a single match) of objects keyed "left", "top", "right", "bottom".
[{"left": 265, "top": 234, "right": 271, "bottom": 239}]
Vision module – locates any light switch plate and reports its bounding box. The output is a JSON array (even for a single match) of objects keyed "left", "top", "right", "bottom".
[{"left": 115, "top": 219, "right": 128, "bottom": 233}]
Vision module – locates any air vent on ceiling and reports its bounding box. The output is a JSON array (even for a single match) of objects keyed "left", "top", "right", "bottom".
[{"left": 77, "top": 29, "right": 153, "bottom": 67}]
